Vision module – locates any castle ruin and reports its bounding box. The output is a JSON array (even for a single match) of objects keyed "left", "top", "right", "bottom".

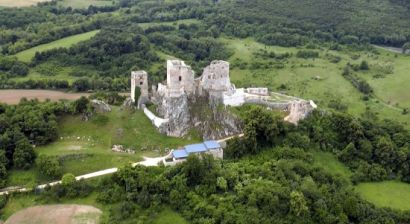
[{"left": 131, "top": 60, "right": 316, "bottom": 139}]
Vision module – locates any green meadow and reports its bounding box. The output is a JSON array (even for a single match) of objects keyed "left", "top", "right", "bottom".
[
  {"left": 56, "top": 0, "right": 115, "bottom": 8},
  {"left": 355, "top": 181, "right": 410, "bottom": 211},
  {"left": 6, "top": 107, "right": 197, "bottom": 188},
  {"left": 312, "top": 151, "right": 352, "bottom": 180},
  {"left": 220, "top": 37, "right": 410, "bottom": 129},
  {"left": 310, "top": 151, "right": 410, "bottom": 211},
  {"left": 14, "top": 30, "right": 99, "bottom": 63}
]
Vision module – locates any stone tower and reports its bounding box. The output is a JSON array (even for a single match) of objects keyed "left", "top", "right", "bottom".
[
  {"left": 166, "top": 60, "right": 195, "bottom": 97},
  {"left": 200, "top": 60, "right": 231, "bottom": 92},
  {"left": 131, "top": 70, "right": 148, "bottom": 102}
]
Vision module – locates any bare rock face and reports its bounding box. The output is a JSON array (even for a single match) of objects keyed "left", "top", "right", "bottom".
[
  {"left": 157, "top": 94, "right": 191, "bottom": 137},
  {"left": 91, "top": 100, "right": 111, "bottom": 113},
  {"left": 155, "top": 91, "right": 242, "bottom": 139},
  {"left": 284, "top": 100, "right": 316, "bottom": 124}
]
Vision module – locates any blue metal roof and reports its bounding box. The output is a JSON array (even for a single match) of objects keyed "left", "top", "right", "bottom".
[
  {"left": 173, "top": 149, "right": 188, "bottom": 159},
  {"left": 184, "top": 143, "right": 207, "bottom": 153},
  {"left": 203, "top": 140, "right": 220, "bottom": 149}
]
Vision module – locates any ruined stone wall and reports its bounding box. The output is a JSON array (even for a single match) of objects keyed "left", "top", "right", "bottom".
[
  {"left": 166, "top": 60, "right": 195, "bottom": 97},
  {"left": 246, "top": 88, "right": 269, "bottom": 96},
  {"left": 200, "top": 60, "right": 231, "bottom": 92},
  {"left": 131, "top": 70, "right": 148, "bottom": 102},
  {"left": 284, "top": 100, "right": 316, "bottom": 124}
]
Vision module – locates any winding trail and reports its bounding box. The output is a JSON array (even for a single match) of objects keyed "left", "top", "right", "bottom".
[{"left": 0, "top": 156, "right": 167, "bottom": 196}]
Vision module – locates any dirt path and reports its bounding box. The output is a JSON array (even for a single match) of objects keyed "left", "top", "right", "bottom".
[
  {"left": 0, "top": 90, "right": 90, "bottom": 104},
  {"left": 4, "top": 204, "right": 101, "bottom": 224},
  {"left": 373, "top": 45, "right": 405, "bottom": 54}
]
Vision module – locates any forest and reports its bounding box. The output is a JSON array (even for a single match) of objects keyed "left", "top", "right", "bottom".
[{"left": 1, "top": 105, "right": 407, "bottom": 223}]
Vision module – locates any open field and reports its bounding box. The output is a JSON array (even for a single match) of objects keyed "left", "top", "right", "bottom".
[
  {"left": 0, "top": 89, "right": 90, "bottom": 104},
  {"left": 57, "top": 0, "right": 115, "bottom": 8},
  {"left": 312, "top": 151, "right": 351, "bottom": 180},
  {"left": 6, "top": 106, "right": 197, "bottom": 187},
  {"left": 356, "top": 49, "right": 410, "bottom": 109},
  {"left": 220, "top": 37, "right": 410, "bottom": 129},
  {"left": 4, "top": 204, "right": 101, "bottom": 224},
  {"left": 0, "top": 0, "right": 49, "bottom": 7},
  {"left": 355, "top": 181, "right": 410, "bottom": 211},
  {"left": 14, "top": 30, "right": 99, "bottom": 63}
]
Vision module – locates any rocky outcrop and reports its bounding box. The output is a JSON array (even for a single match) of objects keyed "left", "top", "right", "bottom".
[
  {"left": 157, "top": 94, "right": 191, "bottom": 137},
  {"left": 189, "top": 94, "right": 242, "bottom": 139},
  {"left": 112, "top": 145, "right": 135, "bottom": 154},
  {"left": 91, "top": 100, "right": 111, "bottom": 113},
  {"left": 154, "top": 91, "right": 242, "bottom": 139},
  {"left": 285, "top": 100, "right": 317, "bottom": 124}
]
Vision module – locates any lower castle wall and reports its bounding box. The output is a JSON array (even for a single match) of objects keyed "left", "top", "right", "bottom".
[{"left": 143, "top": 107, "right": 169, "bottom": 128}]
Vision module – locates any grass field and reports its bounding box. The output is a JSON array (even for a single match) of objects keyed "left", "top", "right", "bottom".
[
  {"left": 356, "top": 50, "right": 410, "bottom": 109},
  {"left": 312, "top": 151, "right": 351, "bottom": 180},
  {"left": 14, "top": 30, "right": 99, "bottom": 63},
  {"left": 220, "top": 37, "right": 410, "bottom": 129},
  {"left": 355, "top": 181, "right": 410, "bottom": 211},
  {"left": 6, "top": 107, "right": 198, "bottom": 188},
  {"left": 57, "top": 0, "right": 115, "bottom": 8}
]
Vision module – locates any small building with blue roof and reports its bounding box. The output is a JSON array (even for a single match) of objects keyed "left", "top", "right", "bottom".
[{"left": 163, "top": 140, "right": 223, "bottom": 165}]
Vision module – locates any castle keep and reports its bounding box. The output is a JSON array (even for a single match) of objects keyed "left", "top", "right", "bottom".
[{"left": 131, "top": 60, "right": 316, "bottom": 138}]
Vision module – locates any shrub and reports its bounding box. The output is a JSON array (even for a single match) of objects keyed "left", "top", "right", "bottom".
[
  {"left": 37, "top": 155, "right": 62, "bottom": 178},
  {"left": 359, "top": 60, "right": 369, "bottom": 70},
  {"left": 61, "top": 173, "right": 76, "bottom": 186},
  {"left": 296, "top": 50, "right": 319, "bottom": 59}
]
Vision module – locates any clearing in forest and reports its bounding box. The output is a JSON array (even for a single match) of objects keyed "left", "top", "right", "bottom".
[
  {"left": 220, "top": 37, "right": 410, "bottom": 129},
  {"left": 14, "top": 30, "right": 99, "bottom": 62},
  {"left": 57, "top": 0, "right": 115, "bottom": 8},
  {"left": 355, "top": 181, "right": 410, "bottom": 211}
]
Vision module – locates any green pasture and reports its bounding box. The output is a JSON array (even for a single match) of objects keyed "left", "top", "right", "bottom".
[
  {"left": 14, "top": 30, "right": 99, "bottom": 63},
  {"left": 6, "top": 107, "right": 197, "bottom": 188},
  {"left": 220, "top": 37, "right": 410, "bottom": 128},
  {"left": 355, "top": 181, "right": 410, "bottom": 211},
  {"left": 57, "top": 0, "right": 115, "bottom": 8},
  {"left": 312, "top": 151, "right": 351, "bottom": 180}
]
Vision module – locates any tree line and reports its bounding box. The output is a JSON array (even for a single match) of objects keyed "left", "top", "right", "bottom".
[{"left": 0, "top": 96, "right": 98, "bottom": 188}]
